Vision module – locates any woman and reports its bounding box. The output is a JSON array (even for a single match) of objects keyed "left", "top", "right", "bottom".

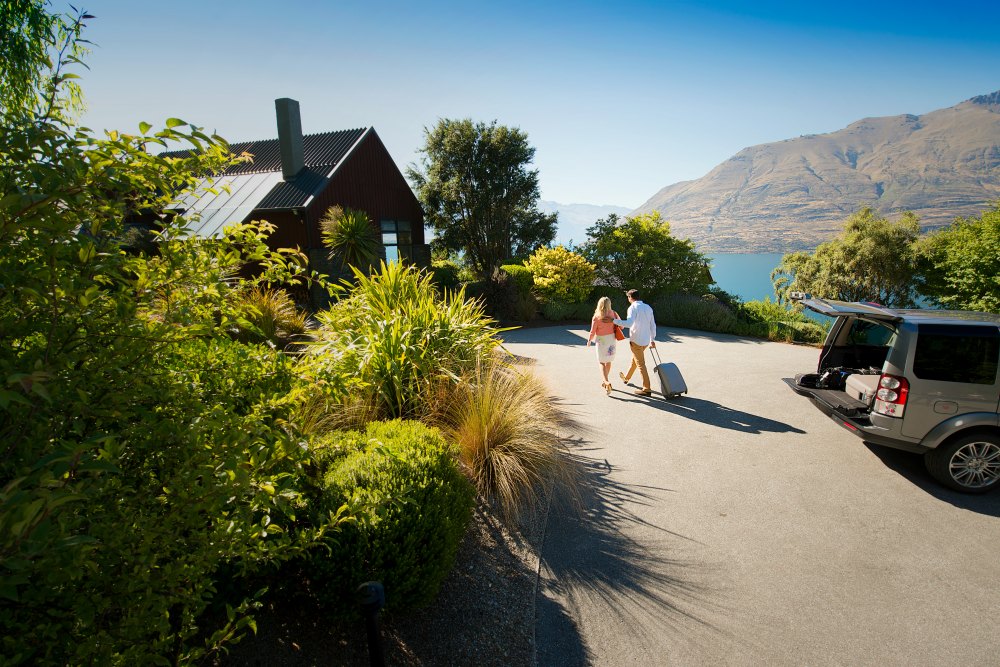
[{"left": 586, "top": 296, "right": 621, "bottom": 395}]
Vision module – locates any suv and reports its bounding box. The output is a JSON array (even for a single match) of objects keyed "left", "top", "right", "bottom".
[{"left": 785, "top": 294, "right": 1000, "bottom": 493}]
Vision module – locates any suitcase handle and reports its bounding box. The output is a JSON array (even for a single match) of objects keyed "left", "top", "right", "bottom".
[{"left": 650, "top": 345, "right": 662, "bottom": 366}]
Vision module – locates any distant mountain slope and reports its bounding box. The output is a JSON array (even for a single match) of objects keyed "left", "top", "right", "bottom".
[
  {"left": 634, "top": 91, "right": 1000, "bottom": 253},
  {"left": 539, "top": 201, "right": 631, "bottom": 247}
]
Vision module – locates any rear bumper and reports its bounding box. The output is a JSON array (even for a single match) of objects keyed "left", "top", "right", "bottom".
[{"left": 783, "top": 377, "right": 928, "bottom": 454}]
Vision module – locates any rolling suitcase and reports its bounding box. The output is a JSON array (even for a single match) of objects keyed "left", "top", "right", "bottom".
[{"left": 650, "top": 347, "right": 687, "bottom": 398}]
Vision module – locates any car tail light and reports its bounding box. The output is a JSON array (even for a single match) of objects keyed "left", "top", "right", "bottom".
[{"left": 873, "top": 374, "right": 909, "bottom": 418}]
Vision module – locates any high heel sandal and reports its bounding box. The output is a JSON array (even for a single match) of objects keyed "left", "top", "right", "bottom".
[{"left": 603, "top": 382, "right": 612, "bottom": 395}]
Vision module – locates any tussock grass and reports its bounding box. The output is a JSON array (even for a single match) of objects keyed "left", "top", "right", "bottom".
[{"left": 432, "top": 358, "right": 580, "bottom": 523}]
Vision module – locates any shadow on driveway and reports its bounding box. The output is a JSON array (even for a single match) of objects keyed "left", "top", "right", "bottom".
[
  {"left": 612, "top": 392, "right": 806, "bottom": 435},
  {"left": 865, "top": 444, "right": 1000, "bottom": 517},
  {"left": 536, "top": 444, "right": 725, "bottom": 665}
]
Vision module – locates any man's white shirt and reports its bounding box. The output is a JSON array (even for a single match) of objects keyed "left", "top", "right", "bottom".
[{"left": 614, "top": 301, "right": 656, "bottom": 346}]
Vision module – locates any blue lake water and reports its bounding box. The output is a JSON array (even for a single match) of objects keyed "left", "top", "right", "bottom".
[{"left": 706, "top": 253, "right": 785, "bottom": 303}]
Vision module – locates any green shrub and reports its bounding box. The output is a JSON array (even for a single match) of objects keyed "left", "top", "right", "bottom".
[
  {"left": 540, "top": 299, "right": 578, "bottom": 321},
  {"left": 738, "top": 298, "right": 828, "bottom": 343},
  {"left": 524, "top": 246, "right": 595, "bottom": 303},
  {"left": 500, "top": 263, "right": 535, "bottom": 296},
  {"left": 306, "top": 420, "right": 474, "bottom": 615},
  {"left": 309, "top": 262, "right": 503, "bottom": 420},
  {"left": 430, "top": 259, "right": 462, "bottom": 292},
  {"left": 656, "top": 293, "right": 741, "bottom": 333}
]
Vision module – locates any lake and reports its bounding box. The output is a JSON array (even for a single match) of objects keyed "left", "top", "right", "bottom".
[{"left": 706, "top": 253, "right": 785, "bottom": 303}]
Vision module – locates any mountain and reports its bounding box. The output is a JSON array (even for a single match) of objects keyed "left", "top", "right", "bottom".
[
  {"left": 634, "top": 91, "right": 1000, "bottom": 253},
  {"left": 539, "top": 201, "right": 632, "bottom": 248}
]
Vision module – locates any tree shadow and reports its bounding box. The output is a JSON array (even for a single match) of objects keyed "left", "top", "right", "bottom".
[
  {"left": 864, "top": 444, "right": 1000, "bottom": 517},
  {"left": 614, "top": 392, "right": 806, "bottom": 435},
  {"left": 535, "top": 444, "right": 727, "bottom": 665},
  {"left": 499, "top": 325, "right": 589, "bottom": 346}
]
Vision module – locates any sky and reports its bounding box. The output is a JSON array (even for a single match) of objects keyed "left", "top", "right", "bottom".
[{"left": 76, "top": 0, "right": 1000, "bottom": 209}]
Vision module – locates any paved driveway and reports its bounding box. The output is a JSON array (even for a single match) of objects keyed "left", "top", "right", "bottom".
[{"left": 500, "top": 325, "right": 1000, "bottom": 667}]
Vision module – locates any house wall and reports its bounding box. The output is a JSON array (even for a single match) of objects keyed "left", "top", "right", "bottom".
[{"left": 304, "top": 129, "right": 426, "bottom": 257}]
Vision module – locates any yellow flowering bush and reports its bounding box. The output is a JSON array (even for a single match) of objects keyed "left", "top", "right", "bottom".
[{"left": 524, "top": 246, "right": 596, "bottom": 303}]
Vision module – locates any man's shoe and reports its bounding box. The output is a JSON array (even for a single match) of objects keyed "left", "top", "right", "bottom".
[
  {"left": 633, "top": 388, "right": 652, "bottom": 397},
  {"left": 619, "top": 371, "right": 629, "bottom": 385}
]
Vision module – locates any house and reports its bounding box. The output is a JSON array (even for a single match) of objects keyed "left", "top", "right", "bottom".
[{"left": 163, "top": 98, "right": 428, "bottom": 304}]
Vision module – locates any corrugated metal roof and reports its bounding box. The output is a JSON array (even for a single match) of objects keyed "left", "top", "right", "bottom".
[
  {"left": 170, "top": 172, "right": 285, "bottom": 238},
  {"left": 256, "top": 167, "right": 327, "bottom": 209},
  {"left": 162, "top": 128, "right": 368, "bottom": 175}
]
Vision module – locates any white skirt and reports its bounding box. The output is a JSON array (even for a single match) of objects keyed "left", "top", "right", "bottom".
[{"left": 595, "top": 333, "right": 618, "bottom": 363}]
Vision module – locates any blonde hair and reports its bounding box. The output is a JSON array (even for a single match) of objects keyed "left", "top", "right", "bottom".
[{"left": 593, "top": 296, "right": 612, "bottom": 320}]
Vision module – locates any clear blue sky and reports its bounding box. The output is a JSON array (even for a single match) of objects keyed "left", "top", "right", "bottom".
[{"left": 77, "top": 0, "right": 1000, "bottom": 209}]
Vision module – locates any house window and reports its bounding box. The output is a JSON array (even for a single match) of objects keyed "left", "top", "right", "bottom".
[{"left": 381, "top": 220, "right": 412, "bottom": 263}]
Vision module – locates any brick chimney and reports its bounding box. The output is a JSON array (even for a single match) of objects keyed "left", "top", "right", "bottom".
[{"left": 275, "top": 98, "right": 305, "bottom": 180}]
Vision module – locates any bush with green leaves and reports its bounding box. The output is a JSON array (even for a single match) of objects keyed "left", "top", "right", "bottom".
[
  {"left": 430, "top": 258, "right": 462, "bottom": 292},
  {"left": 230, "top": 287, "right": 311, "bottom": 350},
  {"left": 501, "top": 263, "right": 535, "bottom": 296},
  {"left": 915, "top": 204, "right": 1000, "bottom": 313},
  {"left": 0, "top": 8, "right": 332, "bottom": 662},
  {"left": 738, "top": 298, "right": 826, "bottom": 343},
  {"left": 524, "top": 245, "right": 595, "bottom": 303},
  {"left": 580, "top": 212, "right": 712, "bottom": 300},
  {"left": 308, "top": 262, "right": 504, "bottom": 420},
  {"left": 305, "top": 420, "right": 474, "bottom": 615}
]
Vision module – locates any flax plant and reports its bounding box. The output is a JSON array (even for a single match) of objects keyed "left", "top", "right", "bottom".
[{"left": 308, "top": 261, "right": 504, "bottom": 420}]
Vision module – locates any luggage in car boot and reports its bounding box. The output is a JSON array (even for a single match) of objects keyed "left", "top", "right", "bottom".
[{"left": 650, "top": 347, "right": 687, "bottom": 398}]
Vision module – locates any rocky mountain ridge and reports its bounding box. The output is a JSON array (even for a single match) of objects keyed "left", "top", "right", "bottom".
[{"left": 634, "top": 91, "right": 1000, "bottom": 253}]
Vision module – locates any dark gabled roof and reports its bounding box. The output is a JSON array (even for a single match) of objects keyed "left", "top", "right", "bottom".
[
  {"left": 161, "top": 128, "right": 373, "bottom": 232},
  {"left": 220, "top": 128, "right": 367, "bottom": 175},
  {"left": 161, "top": 128, "right": 368, "bottom": 176}
]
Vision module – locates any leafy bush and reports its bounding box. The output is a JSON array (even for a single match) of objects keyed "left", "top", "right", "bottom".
[
  {"left": 540, "top": 299, "right": 578, "bottom": 321},
  {"left": 524, "top": 246, "right": 595, "bottom": 303},
  {"left": 464, "top": 270, "right": 536, "bottom": 321},
  {"left": 305, "top": 420, "right": 474, "bottom": 615},
  {"left": 430, "top": 259, "right": 462, "bottom": 292},
  {"left": 309, "top": 262, "right": 503, "bottom": 420},
  {"left": 656, "top": 293, "right": 741, "bottom": 332},
  {"left": 500, "top": 263, "right": 535, "bottom": 296},
  {"left": 580, "top": 212, "right": 712, "bottom": 299},
  {"left": 432, "top": 360, "right": 578, "bottom": 523}
]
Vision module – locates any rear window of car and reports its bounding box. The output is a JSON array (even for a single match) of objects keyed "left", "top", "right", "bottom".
[
  {"left": 846, "top": 319, "right": 896, "bottom": 346},
  {"left": 913, "top": 324, "right": 1000, "bottom": 385}
]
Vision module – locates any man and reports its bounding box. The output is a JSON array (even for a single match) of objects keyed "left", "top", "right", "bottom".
[{"left": 614, "top": 289, "right": 657, "bottom": 396}]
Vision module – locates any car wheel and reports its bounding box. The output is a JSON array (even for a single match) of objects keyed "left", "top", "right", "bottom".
[{"left": 924, "top": 433, "right": 1000, "bottom": 493}]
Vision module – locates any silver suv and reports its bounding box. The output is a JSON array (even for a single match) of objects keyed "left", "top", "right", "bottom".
[{"left": 785, "top": 294, "right": 1000, "bottom": 493}]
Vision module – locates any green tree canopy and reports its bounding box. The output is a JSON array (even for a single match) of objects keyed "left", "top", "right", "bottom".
[
  {"left": 579, "top": 211, "right": 712, "bottom": 298},
  {"left": 407, "top": 118, "right": 556, "bottom": 279},
  {"left": 915, "top": 204, "right": 1000, "bottom": 313},
  {"left": 772, "top": 207, "right": 921, "bottom": 307}
]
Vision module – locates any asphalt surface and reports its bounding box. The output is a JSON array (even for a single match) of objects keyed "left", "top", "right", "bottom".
[{"left": 500, "top": 325, "right": 1000, "bottom": 667}]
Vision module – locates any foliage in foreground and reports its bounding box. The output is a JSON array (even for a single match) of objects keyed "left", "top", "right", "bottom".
[
  {"left": 0, "top": 7, "right": 332, "bottom": 662},
  {"left": 771, "top": 207, "right": 921, "bottom": 307},
  {"left": 432, "top": 359, "right": 579, "bottom": 522},
  {"left": 301, "top": 420, "right": 475, "bottom": 616},
  {"left": 915, "top": 204, "right": 1000, "bottom": 313}
]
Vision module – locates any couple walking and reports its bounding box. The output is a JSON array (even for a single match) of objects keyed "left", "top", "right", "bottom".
[{"left": 586, "top": 289, "right": 657, "bottom": 396}]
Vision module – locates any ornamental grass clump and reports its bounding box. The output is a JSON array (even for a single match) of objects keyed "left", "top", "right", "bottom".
[
  {"left": 232, "top": 287, "right": 311, "bottom": 349},
  {"left": 433, "top": 359, "right": 580, "bottom": 523},
  {"left": 308, "top": 261, "right": 504, "bottom": 420}
]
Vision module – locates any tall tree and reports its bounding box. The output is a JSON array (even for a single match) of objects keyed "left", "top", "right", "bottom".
[
  {"left": 771, "top": 207, "right": 921, "bottom": 307},
  {"left": 580, "top": 211, "right": 712, "bottom": 297},
  {"left": 407, "top": 119, "right": 556, "bottom": 279},
  {"left": 915, "top": 204, "right": 1000, "bottom": 313}
]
